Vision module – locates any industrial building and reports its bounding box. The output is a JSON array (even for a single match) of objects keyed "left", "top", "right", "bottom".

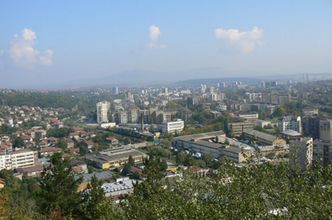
[{"left": 172, "top": 131, "right": 254, "bottom": 163}]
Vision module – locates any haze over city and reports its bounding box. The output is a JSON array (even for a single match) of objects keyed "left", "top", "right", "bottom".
[{"left": 1, "top": 0, "right": 332, "bottom": 89}]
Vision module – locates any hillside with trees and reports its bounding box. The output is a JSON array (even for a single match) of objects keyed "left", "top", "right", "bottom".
[{"left": 1, "top": 154, "right": 332, "bottom": 219}]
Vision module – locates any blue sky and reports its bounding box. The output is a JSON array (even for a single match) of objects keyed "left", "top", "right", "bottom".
[{"left": 0, "top": 0, "right": 332, "bottom": 88}]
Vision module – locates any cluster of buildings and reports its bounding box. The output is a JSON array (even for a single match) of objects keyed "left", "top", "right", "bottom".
[
  {"left": 96, "top": 100, "right": 185, "bottom": 134},
  {"left": 173, "top": 129, "right": 289, "bottom": 164}
]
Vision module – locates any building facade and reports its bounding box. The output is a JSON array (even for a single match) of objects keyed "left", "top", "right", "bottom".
[
  {"left": 96, "top": 101, "right": 110, "bottom": 124},
  {"left": 278, "top": 116, "right": 302, "bottom": 133},
  {"left": 319, "top": 119, "right": 332, "bottom": 142},
  {"left": 160, "top": 119, "right": 184, "bottom": 134},
  {"left": 0, "top": 149, "right": 36, "bottom": 170},
  {"left": 289, "top": 138, "right": 313, "bottom": 170},
  {"left": 313, "top": 140, "right": 332, "bottom": 166}
]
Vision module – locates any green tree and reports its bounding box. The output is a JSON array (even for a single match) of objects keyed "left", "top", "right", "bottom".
[
  {"left": 128, "top": 155, "right": 135, "bottom": 166},
  {"left": 12, "top": 136, "right": 25, "bottom": 148},
  {"left": 57, "top": 139, "right": 68, "bottom": 151},
  {"left": 37, "top": 153, "right": 82, "bottom": 218},
  {"left": 184, "top": 154, "right": 194, "bottom": 166},
  {"left": 47, "top": 127, "right": 70, "bottom": 138},
  {"left": 176, "top": 151, "right": 186, "bottom": 165},
  {"left": 121, "top": 163, "right": 132, "bottom": 176},
  {"left": 81, "top": 175, "right": 113, "bottom": 220},
  {"left": 77, "top": 141, "right": 89, "bottom": 156},
  {"left": 0, "top": 125, "right": 17, "bottom": 135},
  {"left": 273, "top": 106, "right": 286, "bottom": 117},
  {"left": 202, "top": 153, "right": 214, "bottom": 167}
]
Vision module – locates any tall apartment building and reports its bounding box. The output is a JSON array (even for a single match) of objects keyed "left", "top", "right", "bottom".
[
  {"left": 0, "top": 149, "right": 36, "bottom": 170},
  {"left": 128, "top": 109, "right": 139, "bottom": 123},
  {"left": 210, "top": 92, "right": 224, "bottom": 102},
  {"left": 303, "top": 116, "right": 320, "bottom": 140},
  {"left": 313, "top": 140, "right": 332, "bottom": 166},
  {"left": 112, "top": 86, "right": 119, "bottom": 95},
  {"left": 245, "top": 92, "right": 262, "bottom": 102},
  {"left": 319, "top": 119, "right": 332, "bottom": 142},
  {"left": 96, "top": 101, "right": 110, "bottom": 124},
  {"left": 289, "top": 138, "right": 313, "bottom": 170},
  {"left": 115, "top": 110, "right": 128, "bottom": 124},
  {"left": 278, "top": 116, "right": 302, "bottom": 133},
  {"left": 155, "top": 111, "right": 172, "bottom": 124}
]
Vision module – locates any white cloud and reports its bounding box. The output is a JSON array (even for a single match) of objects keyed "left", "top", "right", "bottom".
[
  {"left": 147, "top": 25, "right": 166, "bottom": 49},
  {"left": 215, "top": 26, "right": 263, "bottom": 53},
  {"left": 9, "top": 28, "right": 53, "bottom": 66}
]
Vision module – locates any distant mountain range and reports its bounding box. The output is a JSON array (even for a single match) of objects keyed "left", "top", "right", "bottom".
[
  {"left": 167, "top": 73, "right": 332, "bottom": 88},
  {"left": 2, "top": 71, "right": 332, "bottom": 91}
]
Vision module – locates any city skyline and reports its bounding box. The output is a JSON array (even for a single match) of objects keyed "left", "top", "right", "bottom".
[{"left": 1, "top": 1, "right": 332, "bottom": 88}]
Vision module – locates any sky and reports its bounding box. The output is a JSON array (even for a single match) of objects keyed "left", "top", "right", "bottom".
[{"left": 0, "top": 0, "right": 332, "bottom": 88}]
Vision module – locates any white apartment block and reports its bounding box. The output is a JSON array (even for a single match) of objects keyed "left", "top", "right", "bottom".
[
  {"left": 160, "top": 119, "right": 184, "bottom": 134},
  {"left": 0, "top": 149, "right": 36, "bottom": 170},
  {"left": 0, "top": 154, "right": 12, "bottom": 170},
  {"left": 278, "top": 116, "right": 302, "bottom": 133},
  {"left": 97, "top": 101, "right": 110, "bottom": 124}
]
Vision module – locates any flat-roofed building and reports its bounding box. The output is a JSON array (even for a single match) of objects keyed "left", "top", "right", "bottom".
[
  {"left": 238, "top": 113, "right": 259, "bottom": 122},
  {"left": 242, "top": 129, "right": 286, "bottom": 146},
  {"left": 108, "top": 150, "right": 147, "bottom": 168},
  {"left": 160, "top": 119, "right": 184, "bottom": 134},
  {"left": 228, "top": 122, "right": 255, "bottom": 136},
  {"left": 16, "top": 164, "right": 44, "bottom": 178},
  {"left": 281, "top": 130, "right": 303, "bottom": 142},
  {"left": 85, "top": 154, "right": 112, "bottom": 169},
  {"left": 11, "top": 149, "right": 36, "bottom": 169},
  {"left": 86, "top": 149, "right": 148, "bottom": 169},
  {"left": 0, "top": 149, "right": 36, "bottom": 170},
  {"left": 173, "top": 131, "right": 254, "bottom": 163}
]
